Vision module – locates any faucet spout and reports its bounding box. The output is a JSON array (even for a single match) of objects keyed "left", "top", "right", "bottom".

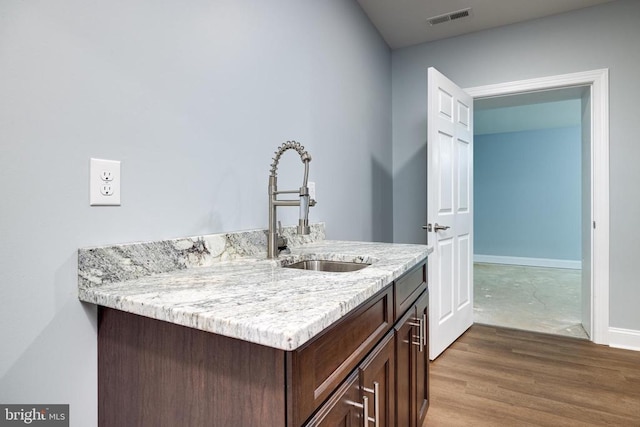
[{"left": 267, "top": 141, "right": 316, "bottom": 259}]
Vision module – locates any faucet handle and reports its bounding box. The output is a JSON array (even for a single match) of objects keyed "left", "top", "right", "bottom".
[
  {"left": 277, "top": 235, "right": 288, "bottom": 250},
  {"left": 277, "top": 221, "right": 289, "bottom": 249}
]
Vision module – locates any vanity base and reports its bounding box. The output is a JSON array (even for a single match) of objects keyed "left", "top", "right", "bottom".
[{"left": 98, "top": 307, "right": 286, "bottom": 426}]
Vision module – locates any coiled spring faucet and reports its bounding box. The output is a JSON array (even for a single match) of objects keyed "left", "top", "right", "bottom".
[{"left": 267, "top": 141, "right": 316, "bottom": 258}]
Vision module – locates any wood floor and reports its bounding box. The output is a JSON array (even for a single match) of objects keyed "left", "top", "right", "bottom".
[{"left": 423, "top": 324, "right": 640, "bottom": 426}]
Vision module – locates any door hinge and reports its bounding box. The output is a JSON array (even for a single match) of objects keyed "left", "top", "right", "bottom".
[{"left": 593, "top": 221, "right": 596, "bottom": 229}]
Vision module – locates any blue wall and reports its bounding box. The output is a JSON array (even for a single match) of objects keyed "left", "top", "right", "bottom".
[{"left": 474, "top": 126, "right": 582, "bottom": 260}]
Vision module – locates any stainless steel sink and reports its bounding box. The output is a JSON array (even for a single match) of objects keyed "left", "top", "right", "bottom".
[{"left": 283, "top": 260, "right": 371, "bottom": 272}]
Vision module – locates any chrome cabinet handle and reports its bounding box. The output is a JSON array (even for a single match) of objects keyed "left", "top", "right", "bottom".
[
  {"left": 408, "top": 317, "right": 425, "bottom": 353},
  {"left": 362, "top": 396, "right": 370, "bottom": 427},
  {"left": 350, "top": 382, "right": 379, "bottom": 427},
  {"left": 422, "top": 313, "right": 427, "bottom": 347},
  {"left": 373, "top": 381, "right": 379, "bottom": 427},
  {"left": 349, "top": 396, "right": 369, "bottom": 426},
  {"left": 419, "top": 315, "right": 424, "bottom": 353},
  {"left": 361, "top": 382, "right": 379, "bottom": 427}
]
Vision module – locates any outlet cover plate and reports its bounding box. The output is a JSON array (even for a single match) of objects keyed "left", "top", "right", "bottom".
[{"left": 90, "top": 158, "right": 121, "bottom": 206}]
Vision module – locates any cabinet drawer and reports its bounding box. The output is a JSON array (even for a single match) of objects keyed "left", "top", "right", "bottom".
[
  {"left": 394, "top": 262, "right": 426, "bottom": 320},
  {"left": 287, "top": 286, "right": 394, "bottom": 427}
]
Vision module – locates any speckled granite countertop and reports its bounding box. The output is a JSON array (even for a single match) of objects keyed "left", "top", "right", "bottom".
[{"left": 78, "top": 224, "right": 431, "bottom": 351}]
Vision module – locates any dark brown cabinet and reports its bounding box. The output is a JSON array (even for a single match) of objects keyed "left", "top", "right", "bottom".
[
  {"left": 97, "top": 261, "right": 428, "bottom": 427},
  {"left": 394, "top": 290, "right": 429, "bottom": 427},
  {"left": 415, "top": 291, "right": 429, "bottom": 425},
  {"left": 306, "top": 371, "right": 361, "bottom": 426},
  {"left": 359, "top": 331, "right": 395, "bottom": 427},
  {"left": 288, "top": 286, "right": 394, "bottom": 426},
  {"left": 308, "top": 331, "right": 395, "bottom": 427}
]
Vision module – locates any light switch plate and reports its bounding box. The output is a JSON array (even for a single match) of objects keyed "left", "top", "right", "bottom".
[{"left": 90, "top": 158, "right": 121, "bottom": 206}]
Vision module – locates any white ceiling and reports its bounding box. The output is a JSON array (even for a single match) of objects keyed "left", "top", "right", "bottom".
[{"left": 356, "top": 0, "right": 617, "bottom": 49}]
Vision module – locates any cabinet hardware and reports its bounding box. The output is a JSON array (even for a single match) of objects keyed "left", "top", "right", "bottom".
[
  {"left": 422, "top": 314, "right": 427, "bottom": 347},
  {"left": 349, "top": 396, "right": 369, "bottom": 426},
  {"left": 419, "top": 315, "right": 424, "bottom": 353},
  {"left": 353, "top": 382, "right": 379, "bottom": 427},
  {"left": 350, "top": 385, "right": 379, "bottom": 427},
  {"left": 424, "top": 223, "right": 449, "bottom": 232},
  {"left": 408, "top": 317, "right": 425, "bottom": 352},
  {"left": 361, "top": 381, "right": 380, "bottom": 427}
]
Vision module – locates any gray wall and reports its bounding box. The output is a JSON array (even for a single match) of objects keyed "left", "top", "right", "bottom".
[
  {"left": 0, "top": 1, "right": 391, "bottom": 424},
  {"left": 391, "top": 0, "right": 640, "bottom": 330}
]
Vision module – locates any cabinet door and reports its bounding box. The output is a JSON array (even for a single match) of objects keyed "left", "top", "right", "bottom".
[
  {"left": 395, "top": 310, "right": 416, "bottom": 427},
  {"left": 289, "top": 286, "right": 394, "bottom": 426},
  {"left": 359, "top": 331, "right": 395, "bottom": 427},
  {"left": 394, "top": 290, "right": 429, "bottom": 427},
  {"left": 305, "top": 371, "right": 360, "bottom": 427},
  {"left": 394, "top": 305, "right": 416, "bottom": 427},
  {"left": 308, "top": 332, "right": 396, "bottom": 427},
  {"left": 415, "top": 291, "right": 429, "bottom": 426}
]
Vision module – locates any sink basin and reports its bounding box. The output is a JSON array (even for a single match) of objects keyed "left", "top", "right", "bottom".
[{"left": 283, "top": 260, "right": 371, "bottom": 272}]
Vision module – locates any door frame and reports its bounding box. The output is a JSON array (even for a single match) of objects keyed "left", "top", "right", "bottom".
[{"left": 464, "top": 69, "right": 609, "bottom": 345}]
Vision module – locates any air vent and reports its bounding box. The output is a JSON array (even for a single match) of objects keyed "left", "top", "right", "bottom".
[{"left": 427, "top": 8, "right": 472, "bottom": 26}]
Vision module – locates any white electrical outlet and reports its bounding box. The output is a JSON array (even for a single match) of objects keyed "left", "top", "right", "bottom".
[
  {"left": 100, "top": 184, "right": 114, "bottom": 196},
  {"left": 90, "top": 158, "right": 121, "bottom": 206},
  {"left": 101, "top": 170, "right": 114, "bottom": 181}
]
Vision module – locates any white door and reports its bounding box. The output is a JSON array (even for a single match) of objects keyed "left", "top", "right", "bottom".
[{"left": 427, "top": 67, "right": 474, "bottom": 360}]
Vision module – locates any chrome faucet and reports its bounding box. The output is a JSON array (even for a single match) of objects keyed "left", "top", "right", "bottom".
[{"left": 267, "top": 141, "right": 316, "bottom": 258}]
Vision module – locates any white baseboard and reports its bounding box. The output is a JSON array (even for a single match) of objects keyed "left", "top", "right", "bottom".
[
  {"left": 474, "top": 255, "right": 582, "bottom": 270},
  {"left": 609, "top": 327, "right": 640, "bottom": 351}
]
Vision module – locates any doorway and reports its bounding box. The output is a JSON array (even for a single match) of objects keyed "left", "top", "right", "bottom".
[
  {"left": 472, "top": 87, "right": 587, "bottom": 339},
  {"left": 464, "top": 69, "right": 610, "bottom": 345}
]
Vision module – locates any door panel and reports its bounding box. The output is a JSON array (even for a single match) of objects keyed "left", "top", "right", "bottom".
[
  {"left": 427, "top": 67, "right": 474, "bottom": 360},
  {"left": 438, "top": 88, "right": 454, "bottom": 118},
  {"left": 457, "top": 234, "right": 471, "bottom": 308},
  {"left": 438, "top": 132, "right": 454, "bottom": 213},
  {"left": 458, "top": 99, "right": 470, "bottom": 128},
  {"left": 457, "top": 138, "right": 471, "bottom": 212},
  {"left": 437, "top": 237, "right": 454, "bottom": 322}
]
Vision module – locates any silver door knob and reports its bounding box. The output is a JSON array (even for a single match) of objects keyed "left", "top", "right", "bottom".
[
  {"left": 423, "top": 223, "right": 450, "bottom": 231},
  {"left": 434, "top": 223, "right": 450, "bottom": 231}
]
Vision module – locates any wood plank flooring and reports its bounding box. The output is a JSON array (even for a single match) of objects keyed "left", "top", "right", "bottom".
[{"left": 423, "top": 324, "right": 640, "bottom": 426}]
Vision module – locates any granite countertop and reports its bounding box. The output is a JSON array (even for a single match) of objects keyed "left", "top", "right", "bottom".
[{"left": 78, "top": 224, "right": 431, "bottom": 351}]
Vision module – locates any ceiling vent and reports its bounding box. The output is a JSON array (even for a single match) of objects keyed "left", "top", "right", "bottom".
[{"left": 427, "top": 8, "right": 472, "bottom": 26}]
